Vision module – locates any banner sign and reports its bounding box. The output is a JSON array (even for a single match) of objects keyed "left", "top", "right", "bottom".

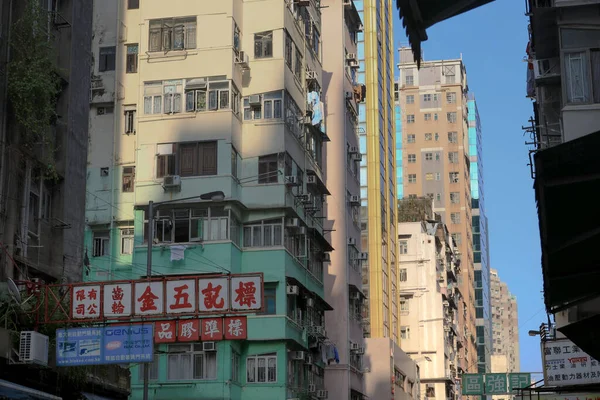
[
  {"left": 56, "top": 324, "right": 153, "bottom": 366},
  {"left": 154, "top": 316, "right": 248, "bottom": 343},
  {"left": 462, "top": 373, "right": 531, "bottom": 395},
  {"left": 61, "top": 273, "right": 263, "bottom": 322},
  {"left": 543, "top": 338, "right": 600, "bottom": 386},
  {"left": 538, "top": 395, "right": 600, "bottom": 400}
]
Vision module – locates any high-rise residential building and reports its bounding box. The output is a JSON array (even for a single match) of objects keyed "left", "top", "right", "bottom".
[
  {"left": 321, "top": 0, "right": 367, "bottom": 399},
  {"left": 397, "top": 48, "right": 478, "bottom": 373},
  {"left": 490, "top": 269, "right": 520, "bottom": 373},
  {"left": 84, "top": 1, "right": 359, "bottom": 399},
  {"left": 468, "top": 96, "right": 492, "bottom": 374},
  {"left": 356, "top": 0, "right": 399, "bottom": 341},
  {"left": 397, "top": 197, "right": 461, "bottom": 400}
]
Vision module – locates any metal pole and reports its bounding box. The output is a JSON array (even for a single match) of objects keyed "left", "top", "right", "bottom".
[{"left": 143, "top": 200, "right": 153, "bottom": 400}]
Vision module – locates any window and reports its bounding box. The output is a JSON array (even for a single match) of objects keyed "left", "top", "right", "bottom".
[
  {"left": 400, "top": 298, "right": 409, "bottom": 312},
  {"left": 120, "top": 228, "right": 134, "bottom": 255},
  {"left": 406, "top": 95, "right": 414, "bottom": 104},
  {"left": 143, "top": 80, "right": 184, "bottom": 115},
  {"left": 41, "top": 189, "right": 51, "bottom": 221},
  {"left": 447, "top": 92, "right": 457, "bottom": 103},
  {"left": 128, "top": 0, "right": 139, "bottom": 9},
  {"left": 447, "top": 112, "right": 457, "bottom": 123},
  {"left": 125, "top": 109, "right": 136, "bottom": 134},
  {"left": 408, "top": 174, "right": 416, "bottom": 184},
  {"left": 451, "top": 212, "right": 461, "bottom": 224},
  {"left": 424, "top": 113, "right": 431, "bottom": 121},
  {"left": 243, "top": 219, "right": 283, "bottom": 247},
  {"left": 434, "top": 132, "right": 439, "bottom": 141},
  {"left": 424, "top": 133, "right": 432, "bottom": 141},
  {"left": 423, "top": 94, "right": 431, "bottom": 102},
  {"left": 399, "top": 268, "right": 407, "bottom": 281},
  {"left": 93, "top": 231, "right": 109, "bottom": 257},
  {"left": 139, "top": 355, "right": 159, "bottom": 381},
  {"left": 258, "top": 154, "right": 279, "bottom": 184},
  {"left": 122, "top": 166, "right": 135, "bottom": 192},
  {"left": 406, "top": 115, "right": 415, "bottom": 123},
  {"left": 184, "top": 79, "right": 239, "bottom": 114},
  {"left": 425, "top": 173, "right": 433, "bottom": 181},
  {"left": 405, "top": 75, "right": 413, "bottom": 85},
  {"left": 448, "top": 152, "right": 459, "bottom": 164},
  {"left": 126, "top": 44, "right": 138, "bottom": 73},
  {"left": 247, "top": 354, "right": 277, "bottom": 383},
  {"left": 231, "top": 147, "right": 239, "bottom": 179},
  {"left": 407, "top": 154, "right": 416, "bottom": 163},
  {"left": 99, "top": 46, "right": 116, "bottom": 72},
  {"left": 448, "top": 131, "right": 458, "bottom": 143},
  {"left": 449, "top": 172, "right": 459, "bottom": 183},
  {"left": 435, "top": 172, "right": 441, "bottom": 181},
  {"left": 436, "top": 193, "right": 441, "bottom": 202},
  {"left": 167, "top": 344, "right": 217, "bottom": 380},
  {"left": 243, "top": 91, "right": 283, "bottom": 121},
  {"left": 232, "top": 351, "right": 241, "bottom": 383},
  {"left": 149, "top": 18, "right": 197, "bottom": 52},
  {"left": 425, "top": 152, "right": 433, "bottom": 161},
  {"left": 294, "top": 47, "right": 303, "bottom": 81},
  {"left": 262, "top": 287, "right": 276, "bottom": 315},
  {"left": 399, "top": 240, "right": 408, "bottom": 254},
  {"left": 156, "top": 141, "right": 218, "bottom": 178},
  {"left": 254, "top": 31, "right": 273, "bottom": 58},
  {"left": 407, "top": 134, "right": 415, "bottom": 143},
  {"left": 285, "top": 31, "right": 293, "bottom": 69},
  {"left": 450, "top": 192, "right": 460, "bottom": 204},
  {"left": 400, "top": 326, "right": 410, "bottom": 339},
  {"left": 561, "top": 29, "right": 600, "bottom": 104}
]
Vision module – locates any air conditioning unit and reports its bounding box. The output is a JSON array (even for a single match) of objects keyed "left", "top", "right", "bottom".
[
  {"left": 249, "top": 94, "right": 261, "bottom": 106},
  {"left": 349, "top": 195, "right": 360, "bottom": 204},
  {"left": 308, "top": 384, "right": 317, "bottom": 393},
  {"left": 348, "top": 146, "right": 359, "bottom": 154},
  {"left": 317, "top": 390, "right": 329, "bottom": 398},
  {"left": 322, "top": 253, "right": 331, "bottom": 262},
  {"left": 305, "top": 354, "right": 313, "bottom": 365},
  {"left": 306, "top": 298, "right": 315, "bottom": 308},
  {"left": 358, "top": 252, "right": 368, "bottom": 261},
  {"left": 203, "top": 341, "right": 216, "bottom": 351},
  {"left": 349, "top": 60, "right": 359, "bottom": 68},
  {"left": 356, "top": 346, "right": 365, "bottom": 355},
  {"left": 294, "top": 0, "right": 311, "bottom": 6},
  {"left": 351, "top": 153, "right": 362, "bottom": 161},
  {"left": 346, "top": 53, "right": 357, "bottom": 61},
  {"left": 298, "top": 194, "right": 313, "bottom": 203},
  {"left": 287, "top": 285, "right": 300, "bottom": 295},
  {"left": 291, "top": 351, "right": 305, "bottom": 360},
  {"left": 20, "top": 331, "right": 49, "bottom": 366},
  {"left": 307, "top": 175, "right": 317, "bottom": 185},
  {"left": 163, "top": 175, "right": 181, "bottom": 190},
  {"left": 306, "top": 70, "right": 317, "bottom": 80},
  {"left": 286, "top": 175, "right": 299, "bottom": 185},
  {"left": 286, "top": 218, "right": 300, "bottom": 227},
  {"left": 347, "top": 237, "right": 356, "bottom": 246},
  {"left": 235, "top": 51, "right": 249, "bottom": 68},
  {"left": 350, "top": 292, "right": 361, "bottom": 300},
  {"left": 350, "top": 342, "right": 359, "bottom": 351}
]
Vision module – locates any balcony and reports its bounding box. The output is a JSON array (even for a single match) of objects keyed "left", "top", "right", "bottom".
[{"left": 247, "top": 315, "right": 308, "bottom": 348}]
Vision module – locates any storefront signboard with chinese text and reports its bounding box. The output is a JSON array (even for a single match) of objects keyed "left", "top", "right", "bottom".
[
  {"left": 543, "top": 338, "right": 600, "bottom": 386},
  {"left": 62, "top": 273, "right": 263, "bottom": 322},
  {"left": 56, "top": 324, "right": 153, "bottom": 366},
  {"left": 462, "top": 373, "right": 532, "bottom": 395},
  {"left": 154, "top": 316, "right": 248, "bottom": 343}
]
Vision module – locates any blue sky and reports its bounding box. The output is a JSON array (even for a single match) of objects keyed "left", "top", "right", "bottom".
[{"left": 392, "top": 0, "right": 545, "bottom": 374}]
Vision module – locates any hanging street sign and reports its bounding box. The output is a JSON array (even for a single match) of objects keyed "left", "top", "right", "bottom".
[
  {"left": 461, "top": 373, "right": 532, "bottom": 395},
  {"left": 543, "top": 338, "right": 600, "bottom": 386}
]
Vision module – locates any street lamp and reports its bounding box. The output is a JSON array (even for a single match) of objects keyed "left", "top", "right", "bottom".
[
  {"left": 143, "top": 190, "right": 225, "bottom": 400},
  {"left": 528, "top": 330, "right": 541, "bottom": 337}
]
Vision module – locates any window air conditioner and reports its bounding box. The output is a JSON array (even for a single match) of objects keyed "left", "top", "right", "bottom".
[
  {"left": 20, "top": 331, "right": 49, "bottom": 366},
  {"left": 348, "top": 146, "right": 359, "bottom": 154},
  {"left": 248, "top": 94, "right": 261, "bottom": 106},
  {"left": 306, "top": 70, "right": 318, "bottom": 80},
  {"left": 351, "top": 153, "right": 362, "bottom": 161},
  {"left": 316, "top": 390, "right": 329, "bottom": 399},
  {"left": 286, "top": 218, "right": 300, "bottom": 227},
  {"left": 203, "top": 342, "right": 217, "bottom": 351},
  {"left": 349, "top": 195, "right": 360, "bottom": 204},
  {"left": 291, "top": 351, "right": 305, "bottom": 360},
  {"left": 163, "top": 175, "right": 181, "bottom": 190},
  {"left": 350, "top": 342, "right": 359, "bottom": 351},
  {"left": 286, "top": 175, "right": 299, "bottom": 185},
  {"left": 307, "top": 175, "right": 317, "bottom": 185},
  {"left": 347, "top": 237, "right": 356, "bottom": 246},
  {"left": 358, "top": 252, "right": 368, "bottom": 261},
  {"left": 287, "top": 285, "right": 300, "bottom": 295},
  {"left": 308, "top": 384, "right": 317, "bottom": 392},
  {"left": 346, "top": 53, "right": 357, "bottom": 61},
  {"left": 235, "top": 51, "right": 249, "bottom": 68}
]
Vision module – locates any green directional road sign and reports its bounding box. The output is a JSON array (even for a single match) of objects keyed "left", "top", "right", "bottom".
[
  {"left": 508, "top": 373, "right": 531, "bottom": 393},
  {"left": 485, "top": 373, "right": 508, "bottom": 395},
  {"left": 462, "top": 374, "right": 484, "bottom": 395}
]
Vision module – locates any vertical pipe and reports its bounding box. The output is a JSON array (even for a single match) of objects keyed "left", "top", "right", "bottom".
[{"left": 142, "top": 200, "right": 153, "bottom": 400}]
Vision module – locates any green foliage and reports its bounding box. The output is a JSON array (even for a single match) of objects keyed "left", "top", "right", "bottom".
[{"left": 7, "top": 1, "right": 62, "bottom": 181}]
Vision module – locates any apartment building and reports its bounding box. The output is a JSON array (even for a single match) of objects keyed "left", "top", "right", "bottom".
[
  {"left": 526, "top": 0, "right": 600, "bottom": 360},
  {"left": 321, "top": 1, "right": 367, "bottom": 399},
  {"left": 397, "top": 198, "right": 460, "bottom": 400},
  {"left": 397, "top": 48, "right": 478, "bottom": 373},
  {"left": 84, "top": 1, "right": 363, "bottom": 399},
  {"left": 468, "top": 96, "right": 492, "bottom": 374},
  {"left": 490, "top": 269, "right": 519, "bottom": 373}
]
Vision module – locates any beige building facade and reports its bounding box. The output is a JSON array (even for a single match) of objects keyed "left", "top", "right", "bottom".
[
  {"left": 490, "top": 268, "right": 520, "bottom": 373},
  {"left": 396, "top": 198, "right": 460, "bottom": 400},
  {"left": 397, "top": 48, "right": 477, "bottom": 373}
]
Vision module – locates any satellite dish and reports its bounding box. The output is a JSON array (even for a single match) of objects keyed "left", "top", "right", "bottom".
[{"left": 7, "top": 278, "right": 22, "bottom": 303}]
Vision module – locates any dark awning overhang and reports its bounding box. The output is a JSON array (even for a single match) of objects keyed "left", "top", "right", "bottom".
[
  {"left": 0, "top": 379, "right": 62, "bottom": 400},
  {"left": 395, "top": 0, "right": 495, "bottom": 67},
  {"left": 557, "top": 312, "right": 600, "bottom": 362},
  {"left": 534, "top": 130, "right": 600, "bottom": 313}
]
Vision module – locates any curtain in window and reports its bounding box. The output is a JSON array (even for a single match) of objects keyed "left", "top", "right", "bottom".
[
  {"left": 592, "top": 50, "right": 600, "bottom": 104},
  {"left": 565, "top": 52, "right": 589, "bottom": 103}
]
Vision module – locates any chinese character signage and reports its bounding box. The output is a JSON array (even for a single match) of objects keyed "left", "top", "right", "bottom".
[
  {"left": 67, "top": 273, "right": 263, "bottom": 321},
  {"left": 461, "top": 373, "right": 531, "bottom": 395},
  {"left": 543, "top": 338, "right": 600, "bottom": 386},
  {"left": 56, "top": 325, "right": 154, "bottom": 366},
  {"left": 462, "top": 374, "right": 484, "bottom": 395},
  {"left": 154, "top": 317, "right": 247, "bottom": 344}
]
